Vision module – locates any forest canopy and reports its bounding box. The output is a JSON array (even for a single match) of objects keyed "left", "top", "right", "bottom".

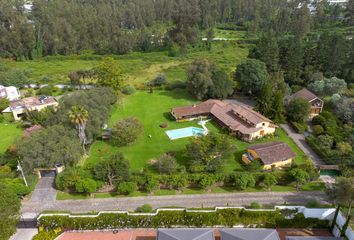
[{"left": 1, "top": 0, "right": 353, "bottom": 59}]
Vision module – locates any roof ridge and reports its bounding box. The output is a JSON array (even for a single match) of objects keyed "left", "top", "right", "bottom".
[
  {"left": 264, "top": 230, "right": 279, "bottom": 240},
  {"left": 194, "top": 230, "right": 213, "bottom": 240},
  {"left": 253, "top": 141, "right": 284, "bottom": 150}
]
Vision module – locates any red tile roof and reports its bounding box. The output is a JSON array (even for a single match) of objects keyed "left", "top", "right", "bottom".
[{"left": 172, "top": 100, "right": 273, "bottom": 136}]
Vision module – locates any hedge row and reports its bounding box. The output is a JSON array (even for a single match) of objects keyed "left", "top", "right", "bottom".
[
  {"left": 39, "top": 209, "right": 329, "bottom": 230},
  {"left": 290, "top": 121, "right": 308, "bottom": 134},
  {"left": 305, "top": 135, "right": 333, "bottom": 163}
]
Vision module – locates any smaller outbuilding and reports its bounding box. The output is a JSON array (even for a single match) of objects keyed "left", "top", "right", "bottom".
[
  {"left": 157, "top": 228, "right": 214, "bottom": 240},
  {"left": 220, "top": 228, "right": 280, "bottom": 240},
  {"left": 242, "top": 141, "right": 296, "bottom": 170}
]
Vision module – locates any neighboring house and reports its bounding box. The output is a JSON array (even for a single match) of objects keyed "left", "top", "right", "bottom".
[
  {"left": 0, "top": 85, "right": 20, "bottom": 101},
  {"left": 242, "top": 141, "right": 296, "bottom": 170},
  {"left": 157, "top": 228, "right": 214, "bottom": 240},
  {"left": 220, "top": 228, "right": 280, "bottom": 240},
  {"left": 2, "top": 96, "right": 58, "bottom": 120},
  {"left": 171, "top": 100, "right": 277, "bottom": 142},
  {"left": 288, "top": 88, "right": 324, "bottom": 118}
]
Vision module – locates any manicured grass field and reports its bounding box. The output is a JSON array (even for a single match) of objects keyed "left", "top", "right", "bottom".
[
  {"left": 0, "top": 122, "right": 23, "bottom": 153},
  {"left": 85, "top": 89, "right": 199, "bottom": 171},
  {"left": 85, "top": 90, "right": 306, "bottom": 173},
  {"left": 1, "top": 40, "right": 249, "bottom": 86}
]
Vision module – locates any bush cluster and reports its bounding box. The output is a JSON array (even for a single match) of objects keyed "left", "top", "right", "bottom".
[
  {"left": 38, "top": 209, "right": 329, "bottom": 230},
  {"left": 306, "top": 111, "right": 353, "bottom": 165}
]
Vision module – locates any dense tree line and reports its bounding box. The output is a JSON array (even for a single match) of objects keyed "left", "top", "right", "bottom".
[
  {"left": 250, "top": 32, "right": 354, "bottom": 84},
  {"left": 1, "top": 0, "right": 353, "bottom": 59}
]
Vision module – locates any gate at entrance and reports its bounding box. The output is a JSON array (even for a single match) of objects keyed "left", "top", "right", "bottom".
[{"left": 39, "top": 170, "right": 56, "bottom": 178}]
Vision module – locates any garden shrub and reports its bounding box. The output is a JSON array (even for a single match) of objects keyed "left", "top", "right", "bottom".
[
  {"left": 121, "top": 85, "right": 136, "bottom": 95},
  {"left": 155, "top": 153, "right": 179, "bottom": 174},
  {"left": 290, "top": 121, "right": 307, "bottom": 133},
  {"left": 312, "top": 125, "right": 324, "bottom": 136},
  {"left": 135, "top": 204, "right": 153, "bottom": 213},
  {"left": 312, "top": 115, "right": 326, "bottom": 126},
  {"left": 75, "top": 178, "right": 97, "bottom": 194},
  {"left": 249, "top": 202, "right": 262, "bottom": 209},
  {"left": 111, "top": 118, "right": 144, "bottom": 146},
  {"left": 32, "top": 228, "right": 62, "bottom": 240},
  {"left": 144, "top": 176, "right": 160, "bottom": 193},
  {"left": 152, "top": 74, "right": 167, "bottom": 86},
  {"left": 117, "top": 181, "right": 136, "bottom": 195},
  {"left": 306, "top": 136, "right": 332, "bottom": 162},
  {"left": 166, "top": 80, "right": 187, "bottom": 90},
  {"left": 38, "top": 209, "right": 329, "bottom": 230}
]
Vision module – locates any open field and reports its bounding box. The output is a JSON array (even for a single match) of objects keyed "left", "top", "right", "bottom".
[
  {"left": 85, "top": 90, "right": 307, "bottom": 173},
  {"left": 0, "top": 122, "right": 22, "bottom": 153},
  {"left": 1, "top": 40, "right": 249, "bottom": 86}
]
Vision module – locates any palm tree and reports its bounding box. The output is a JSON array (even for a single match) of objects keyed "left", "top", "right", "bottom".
[{"left": 68, "top": 106, "right": 89, "bottom": 154}]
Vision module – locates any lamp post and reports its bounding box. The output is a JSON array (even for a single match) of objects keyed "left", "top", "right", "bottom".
[{"left": 17, "top": 160, "right": 28, "bottom": 187}]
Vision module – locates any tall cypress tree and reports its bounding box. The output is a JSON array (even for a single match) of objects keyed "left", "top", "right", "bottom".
[
  {"left": 271, "top": 90, "right": 286, "bottom": 123},
  {"left": 250, "top": 31, "right": 279, "bottom": 72},
  {"left": 256, "top": 80, "right": 273, "bottom": 118}
]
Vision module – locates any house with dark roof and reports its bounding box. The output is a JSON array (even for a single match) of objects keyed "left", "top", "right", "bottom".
[
  {"left": 242, "top": 141, "right": 296, "bottom": 170},
  {"left": 288, "top": 88, "right": 324, "bottom": 118},
  {"left": 171, "top": 100, "right": 277, "bottom": 141},
  {"left": 220, "top": 228, "right": 280, "bottom": 240},
  {"left": 157, "top": 228, "right": 214, "bottom": 240}
]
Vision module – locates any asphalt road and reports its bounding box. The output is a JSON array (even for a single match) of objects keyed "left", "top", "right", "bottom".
[{"left": 20, "top": 177, "right": 330, "bottom": 214}]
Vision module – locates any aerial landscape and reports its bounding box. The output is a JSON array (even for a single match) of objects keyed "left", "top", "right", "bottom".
[{"left": 0, "top": 0, "right": 353, "bottom": 240}]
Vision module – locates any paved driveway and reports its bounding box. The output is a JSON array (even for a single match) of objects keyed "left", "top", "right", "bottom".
[
  {"left": 29, "top": 176, "right": 57, "bottom": 202},
  {"left": 281, "top": 124, "right": 324, "bottom": 165},
  {"left": 21, "top": 191, "right": 330, "bottom": 214}
]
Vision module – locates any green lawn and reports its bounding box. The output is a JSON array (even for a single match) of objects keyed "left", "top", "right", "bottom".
[
  {"left": 0, "top": 122, "right": 23, "bottom": 153},
  {"left": 1, "top": 40, "right": 249, "bottom": 86},
  {"left": 85, "top": 90, "right": 306, "bottom": 173},
  {"left": 85, "top": 89, "right": 198, "bottom": 171}
]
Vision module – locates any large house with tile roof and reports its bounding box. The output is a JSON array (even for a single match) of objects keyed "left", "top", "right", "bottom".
[{"left": 171, "top": 99, "right": 277, "bottom": 141}]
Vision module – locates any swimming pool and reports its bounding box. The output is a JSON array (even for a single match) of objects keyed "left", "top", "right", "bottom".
[{"left": 165, "top": 127, "right": 207, "bottom": 140}]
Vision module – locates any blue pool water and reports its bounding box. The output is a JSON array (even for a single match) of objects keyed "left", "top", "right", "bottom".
[{"left": 166, "top": 127, "right": 206, "bottom": 140}]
